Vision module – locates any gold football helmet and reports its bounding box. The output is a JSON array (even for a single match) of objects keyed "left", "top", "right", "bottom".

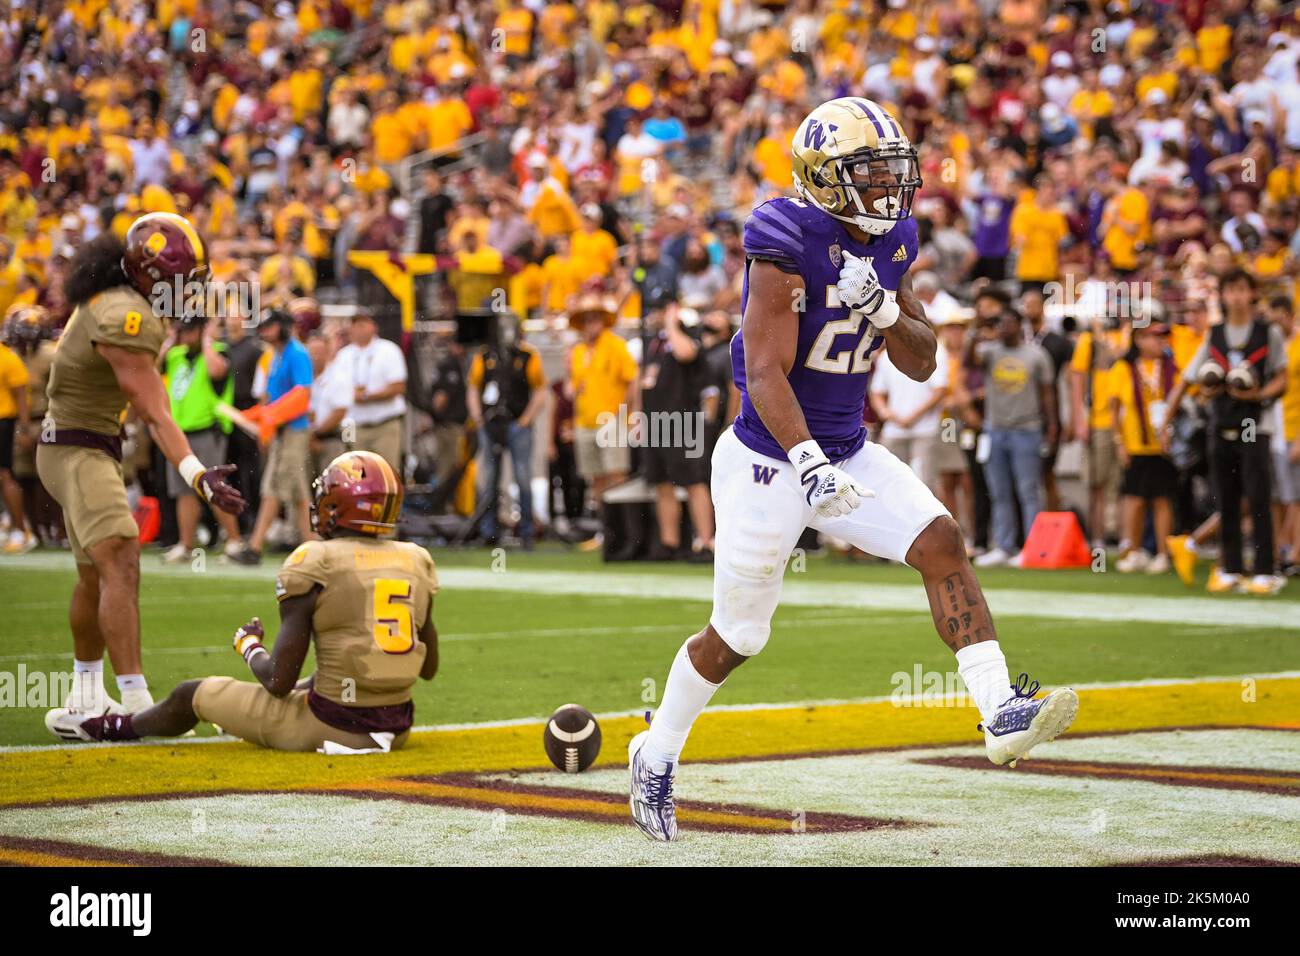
[{"left": 791, "top": 97, "right": 921, "bottom": 236}]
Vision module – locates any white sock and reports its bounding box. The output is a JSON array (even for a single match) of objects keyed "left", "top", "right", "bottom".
[
  {"left": 121, "top": 689, "right": 155, "bottom": 712},
  {"left": 642, "top": 641, "right": 722, "bottom": 770},
  {"left": 116, "top": 675, "right": 153, "bottom": 713},
  {"left": 956, "top": 641, "right": 1011, "bottom": 724},
  {"left": 70, "top": 658, "right": 104, "bottom": 712}
]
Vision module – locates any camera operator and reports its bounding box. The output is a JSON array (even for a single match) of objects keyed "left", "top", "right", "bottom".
[
  {"left": 1162, "top": 269, "right": 1289, "bottom": 594},
  {"left": 221, "top": 310, "right": 267, "bottom": 533},
  {"left": 426, "top": 326, "right": 470, "bottom": 500},
  {"left": 467, "top": 313, "right": 548, "bottom": 548},
  {"left": 638, "top": 303, "right": 714, "bottom": 561}
]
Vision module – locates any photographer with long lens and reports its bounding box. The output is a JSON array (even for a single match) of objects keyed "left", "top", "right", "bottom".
[
  {"left": 467, "top": 313, "right": 548, "bottom": 549},
  {"left": 1162, "top": 270, "right": 1289, "bottom": 595}
]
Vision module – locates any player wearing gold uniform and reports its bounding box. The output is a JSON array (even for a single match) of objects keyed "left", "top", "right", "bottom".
[
  {"left": 1, "top": 305, "right": 59, "bottom": 547},
  {"left": 55, "top": 451, "right": 440, "bottom": 753},
  {"left": 39, "top": 213, "right": 246, "bottom": 731}
]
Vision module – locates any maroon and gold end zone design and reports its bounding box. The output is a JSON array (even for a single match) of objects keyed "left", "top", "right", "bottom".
[
  {"left": 1, "top": 676, "right": 1296, "bottom": 866},
  {"left": 917, "top": 752, "right": 1300, "bottom": 797},
  {"left": 313, "top": 772, "right": 912, "bottom": 835}
]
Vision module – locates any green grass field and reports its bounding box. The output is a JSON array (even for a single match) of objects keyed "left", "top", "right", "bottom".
[{"left": 1, "top": 544, "right": 1295, "bottom": 747}]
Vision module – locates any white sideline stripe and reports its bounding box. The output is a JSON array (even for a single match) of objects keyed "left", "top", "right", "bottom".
[
  {"left": 2, "top": 670, "right": 1297, "bottom": 755},
  {"left": 5, "top": 551, "right": 1299, "bottom": 629},
  {"left": 0, "top": 614, "right": 913, "bottom": 662}
]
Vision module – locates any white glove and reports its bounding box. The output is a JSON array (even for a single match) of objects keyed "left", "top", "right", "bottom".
[
  {"left": 836, "top": 251, "right": 883, "bottom": 312},
  {"left": 787, "top": 440, "right": 872, "bottom": 518},
  {"left": 836, "top": 252, "right": 901, "bottom": 329}
]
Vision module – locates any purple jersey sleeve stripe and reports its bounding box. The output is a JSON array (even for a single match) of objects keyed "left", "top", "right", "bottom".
[
  {"left": 745, "top": 223, "right": 801, "bottom": 259},
  {"left": 747, "top": 215, "right": 801, "bottom": 252},
  {"left": 755, "top": 204, "right": 805, "bottom": 241}
]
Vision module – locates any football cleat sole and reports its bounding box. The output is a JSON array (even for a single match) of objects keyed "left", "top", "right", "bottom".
[{"left": 989, "top": 687, "right": 1079, "bottom": 768}]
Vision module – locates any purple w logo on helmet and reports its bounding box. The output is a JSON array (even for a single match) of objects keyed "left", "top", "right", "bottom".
[{"left": 802, "top": 120, "right": 838, "bottom": 151}]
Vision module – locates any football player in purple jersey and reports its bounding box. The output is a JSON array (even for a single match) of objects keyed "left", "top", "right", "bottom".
[{"left": 629, "top": 98, "right": 1078, "bottom": 842}]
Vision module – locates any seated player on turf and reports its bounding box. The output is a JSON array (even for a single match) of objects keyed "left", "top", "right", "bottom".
[
  {"left": 628, "top": 98, "right": 1079, "bottom": 841},
  {"left": 47, "top": 451, "right": 440, "bottom": 754}
]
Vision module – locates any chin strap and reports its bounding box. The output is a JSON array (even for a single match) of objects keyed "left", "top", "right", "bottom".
[{"left": 822, "top": 205, "right": 896, "bottom": 235}]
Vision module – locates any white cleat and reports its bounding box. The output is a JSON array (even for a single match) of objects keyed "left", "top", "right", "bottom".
[
  {"left": 48, "top": 691, "right": 127, "bottom": 742},
  {"left": 44, "top": 708, "right": 95, "bottom": 742},
  {"left": 980, "top": 674, "right": 1079, "bottom": 768},
  {"left": 628, "top": 730, "right": 678, "bottom": 842}
]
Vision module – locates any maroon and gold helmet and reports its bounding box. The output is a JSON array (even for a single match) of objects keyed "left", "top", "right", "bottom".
[
  {"left": 2, "top": 304, "right": 51, "bottom": 346},
  {"left": 121, "top": 212, "right": 210, "bottom": 301},
  {"left": 312, "top": 451, "right": 403, "bottom": 538}
]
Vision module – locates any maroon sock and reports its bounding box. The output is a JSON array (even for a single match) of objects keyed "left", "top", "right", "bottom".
[{"left": 81, "top": 713, "right": 139, "bottom": 742}]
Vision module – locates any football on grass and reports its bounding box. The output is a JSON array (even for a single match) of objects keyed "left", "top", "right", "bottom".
[{"left": 544, "top": 704, "right": 601, "bottom": 773}]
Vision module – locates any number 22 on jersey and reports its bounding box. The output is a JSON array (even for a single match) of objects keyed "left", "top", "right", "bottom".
[
  {"left": 805, "top": 282, "right": 879, "bottom": 375},
  {"left": 372, "top": 578, "right": 415, "bottom": 654}
]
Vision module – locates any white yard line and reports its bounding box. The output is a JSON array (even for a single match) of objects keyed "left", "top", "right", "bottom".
[
  {"left": 2, "top": 669, "right": 1296, "bottom": 756},
  {"left": 5, "top": 551, "right": 1298, "bottom": 629},
  {"left": 0, "top": 613, "right": 913, "bottom": 661}
]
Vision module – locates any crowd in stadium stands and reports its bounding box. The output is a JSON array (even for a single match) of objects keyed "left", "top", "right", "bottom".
[{"left": 0, "top": 0, "right": 1298, "bottom": 589}]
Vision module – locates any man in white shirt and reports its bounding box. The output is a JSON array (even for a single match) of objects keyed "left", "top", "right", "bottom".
[
  {"left": 869, "top": 349, "right": 950, "bottom": 492},
  {"left": 1220, "top": 190, "right": 1268, "bottom": 254},
  {"left": 335, "top": 310, "right": 408, "bottom": 476},
  {"left": 306, "top": 330, "right": 353, "bottom": 476},
  {"left": 1132, "top": 89, "right": 1185, "bottom": 166},
  {"left": 130, "top": 125, "right": 172, "bottom": 187},
  {"left": 1275, "top": 60, "right": 1300, "bottom": 150},
  {"left": 1042, "top": 51, "right": 1080, "bottom": 110},
  {"left": 614, "top": 115, "right": 663, "bottom": 173},
  {"left": 327, "top": 89, "right": 370, "bottom": 149}
]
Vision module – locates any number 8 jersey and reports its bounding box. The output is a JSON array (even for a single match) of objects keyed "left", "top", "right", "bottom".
[
  {"left": 275, "top": 537, "right": 439, "bottom": 708},
  {"left": 731, "top": 195, "right": 918, "bottom": 462}
]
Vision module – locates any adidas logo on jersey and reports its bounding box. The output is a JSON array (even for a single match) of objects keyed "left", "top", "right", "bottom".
[{"left": 892, "top": 245, "right": 907, "bottom": 262}]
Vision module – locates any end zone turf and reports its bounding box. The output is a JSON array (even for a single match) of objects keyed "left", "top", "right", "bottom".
[{"left": 0, "top": 676, "right": 1295, "bottom": 866}]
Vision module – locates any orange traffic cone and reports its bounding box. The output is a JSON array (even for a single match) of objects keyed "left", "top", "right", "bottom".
[
  {"left": 132, "top": 496, "right": 161, "bottom": 544},
  {"left": 1018, "top": 512, "right": 1092, "bottom": 569}
]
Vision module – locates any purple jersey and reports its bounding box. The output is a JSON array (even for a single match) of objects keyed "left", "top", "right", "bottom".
[{"left": 732, "top": 196, "right": 919, "bottom": 462}]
